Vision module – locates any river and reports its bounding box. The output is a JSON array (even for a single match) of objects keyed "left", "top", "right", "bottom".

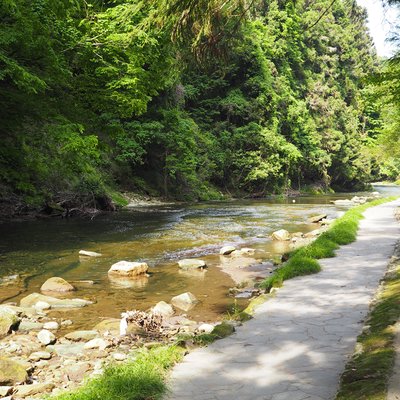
[{"left": 0, "top": 185, "right": 399, "bottom": 330}]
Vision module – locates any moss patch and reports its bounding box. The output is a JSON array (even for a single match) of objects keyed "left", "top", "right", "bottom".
[{"left": 211, "top": 322, "right": 235, "bottom": 338}]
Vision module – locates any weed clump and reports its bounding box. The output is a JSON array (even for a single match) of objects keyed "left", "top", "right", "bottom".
[{"left": 51, "top": 346, "right": 183, "bottom": 400}]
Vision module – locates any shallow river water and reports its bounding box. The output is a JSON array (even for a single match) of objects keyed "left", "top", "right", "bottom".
[{"left": 0, "top": 185, "right": 399, "bottom": 330}]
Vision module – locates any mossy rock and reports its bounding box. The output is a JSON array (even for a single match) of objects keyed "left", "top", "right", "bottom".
[
  {"left": 0, "top": 309, "right": 19, "bottom": 338},
  {"left": 211, "top": 322, "right": 235, "bottom": 338},
  {"left": 0, "top": 357, "right": 28, "bottom": 385}
]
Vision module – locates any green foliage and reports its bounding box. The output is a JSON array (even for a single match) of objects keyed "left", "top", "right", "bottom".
[
  {"left": 51, "top": 346, "right": 184, "bottom": 400},
  {"left": 0, "top": 0, "right": 387, "bottom": 209}
]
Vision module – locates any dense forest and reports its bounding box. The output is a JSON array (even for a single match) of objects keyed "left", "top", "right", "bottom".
[{"left": 0, "top": 0, "right": 398, "bottom": 214}]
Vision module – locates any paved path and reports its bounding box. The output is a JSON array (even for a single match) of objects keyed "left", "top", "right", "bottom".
[{"left": 166, "top": 199, "right": 400, "bottom": 400}]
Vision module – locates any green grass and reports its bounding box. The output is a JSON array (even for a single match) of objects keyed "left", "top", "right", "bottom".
[
  {"left": 260, "top": 197, "right": 396, "bottom": 291},
  {"left": 335, "top": 246, "right": 400, "bottom": 400},
  {"left": 51, "top": 346, "right": 184, "bottom": 400}
]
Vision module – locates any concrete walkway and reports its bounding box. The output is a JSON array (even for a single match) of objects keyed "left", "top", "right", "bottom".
[{"left": 166, "top": 199, "right": 400, "bottom": 400}]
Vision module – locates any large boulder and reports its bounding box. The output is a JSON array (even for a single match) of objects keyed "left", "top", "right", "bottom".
[
  {"left": 308, "top": 214, "right": 327, "bottom": 223},
  {"left": 271, "top": 229, "right": 290, "bottom": 241},
  {"left": 0, "top": 357, "right": 28, "bottom": 385},
  {"left": 108, "top": 261, "right": 148, "bottom": 277},
  {"left": 171, "top": 292, "right": 198, "bottom": 311},
  {"left": 0, "top": 307, "right": 20, "bottom": 338},
  {"left": 20, "top": 293, "right": 92, "bottom": 309},
  {"left": 177, "top": 259, "right": 207, "bottom": 270},
  {"left": 40, "top": 277, "right": 75, "bottom": 293},
  {"left": 151, "top": 301, "right": 174, "bottom": 317},
  {"left": 219, "top": 246, "right": 236, "bottom": 255}
]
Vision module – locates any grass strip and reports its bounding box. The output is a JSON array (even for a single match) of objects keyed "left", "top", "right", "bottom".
[
  {"left": 51, "top": 345, "right": 184, "bottom": 400},
  {"left": 260, "top": 197, "right": 396, "bottom": 291},
  {"left": 335, "top": 241, "right": 400, "bottom": 400}
]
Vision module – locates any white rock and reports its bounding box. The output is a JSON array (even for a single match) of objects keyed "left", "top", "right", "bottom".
[
  {"left": 119, "top": 317, "right": 128, "bottom": 336},
  {"left": 108, "top": 261, "right": 149, "bottom": 276},
  {"left": 112, "top": 353, "right": 127, "bottom": 361},
  {"left": 61, "top": 319, "right": 73, "bottom": 327},
  {"left": 79, "top": 250, "right": 102, "bottom": 257},
  {"left": 177, "top": 259, "right": 207, "bottom": 270},
  {"left": 151, "top": 301, "right": 174, "bottom": 317},
  {"left": 171, "top": 292, "right": 199, "bottom": 311},
  {"left": 333, "top": 199, "right": 354, "bottom": 206},
  {"left": 37, "top": 329, "right": 56, "bottom": 345},
  {"left": 83, "top": 338, "right": 110, "bottom": 350},
  {"left": 198, "top": 323, "right": 214, "bottom": 333},
  {"left": 29, "top": 351, "right": 52, "bottom": 361},
  {"left": 43, "top": 321, "right": 59, "bottom": 330},
  {"left": 0, "top": 386, "right": 12, "bottom": 397},
  {"left": 271, "top": 229, "right": 290, "bottom": 241},
  {"left": 219, "top": 246, "right": 236, "bottom": 255},
  {"left": 34, "top": 301, "right": 51, "bottom": 311}
]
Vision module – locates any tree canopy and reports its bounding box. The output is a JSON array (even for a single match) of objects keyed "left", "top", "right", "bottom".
[{"left": 0, "top": 0, "right": 394, "bottom": 212}]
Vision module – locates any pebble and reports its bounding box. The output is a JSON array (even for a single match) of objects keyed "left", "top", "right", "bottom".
[
  {"left": 197, "top": 323, "right": 214, "bottom": 333},
  {"left": 43, "top": 321, "right": 59, "bottom": 330},
  {"left": 29, "top": 351, "right": 52, "bottom": 361},
  {"left": 112, "top": 353, "right": 127, "bottom": 361}
]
